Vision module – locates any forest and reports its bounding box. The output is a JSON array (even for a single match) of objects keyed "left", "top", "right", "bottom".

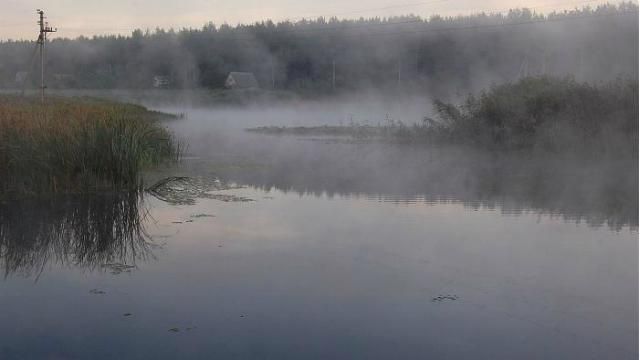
[{"left": 0, "top": 3, "right": 637, "bottom": 95}]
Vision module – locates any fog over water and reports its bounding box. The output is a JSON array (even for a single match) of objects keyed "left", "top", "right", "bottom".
[
  {"left": 150, "top": 96, "right": 637, "bottom": 229},
  {"left": 0, "top": 1, "right": 637, "bottom": 357},
  {"left": 0, "top": 91, "right": 637, "bottom": 359}
]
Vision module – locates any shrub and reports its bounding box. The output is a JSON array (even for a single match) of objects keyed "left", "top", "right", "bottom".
[{"left": 427, "top": 76, "right": 638, "bottom": 155}]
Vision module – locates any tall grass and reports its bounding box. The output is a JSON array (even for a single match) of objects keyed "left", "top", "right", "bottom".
[{"left": 0, "top": 95, "right": 180, "bottom": 194}]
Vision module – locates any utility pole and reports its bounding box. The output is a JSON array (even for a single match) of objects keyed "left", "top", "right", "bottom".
[
  {"left": 518, "top": 57, "right": 529, "bottom": 79},
  {"left": 271, "top": 61, "right": 275, "bottom": 89},
  {"left": 332, "top": 59, "right": 336, "bottom": 90},
  {"left": 397, "top": 60, "right": 401, "bottom": 88},
  {"left": 36, "top": 9, "right": 56, "bottom": 103}
]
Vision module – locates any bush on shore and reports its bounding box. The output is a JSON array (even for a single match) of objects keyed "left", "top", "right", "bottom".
[{"left": 426, "top": 77, "right": 638, "bottom": 155}]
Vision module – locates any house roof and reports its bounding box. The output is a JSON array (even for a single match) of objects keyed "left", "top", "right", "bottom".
[{"left": 227, "top": 72, "right": 259, "bottom": 88}]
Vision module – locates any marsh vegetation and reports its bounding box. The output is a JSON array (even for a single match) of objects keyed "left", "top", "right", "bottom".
[
  {"left": 0, "top": 96, "right": 180, "bottom": 195},
  {"left": 248, "top": 77, "right": 639, "bottom": 157},
  {"left": 0, "top": 3, "right": 637, "bottom": 358}
]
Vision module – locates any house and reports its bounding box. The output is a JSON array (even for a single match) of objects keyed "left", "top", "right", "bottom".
[
  {"left": 153, "top": 75, "right": 170, "bottom": 88},
  {"left": 52, "top": 73, "right": 76, "bottom": 88},
  {"left": 225, "top": 72, "right": 259, "bottom": 89},
  {"left": 15, "top": 71, "right": 28, "bottom": 85}
]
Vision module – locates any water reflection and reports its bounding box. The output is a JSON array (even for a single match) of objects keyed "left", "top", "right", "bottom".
[
  {"left": 0, "top": 191, "right": 152, "bottom": 278},
  {"left": 206, "top": 144, "right": 638, "bottom": 230}
]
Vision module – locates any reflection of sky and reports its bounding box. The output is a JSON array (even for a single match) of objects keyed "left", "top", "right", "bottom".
[
  {"left": 1, "top": 188, "right": 636, "bottom": 359},
  {"left": 2, "top": 0, "right": 634, "bottom": 40}
]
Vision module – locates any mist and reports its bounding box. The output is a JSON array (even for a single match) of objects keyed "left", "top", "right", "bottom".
[
  {"left": 0, "top": 2, "right": 638, "bottom": 359},
  {"left": 0, "top": 3, "right": 637, "bottom": 93}
]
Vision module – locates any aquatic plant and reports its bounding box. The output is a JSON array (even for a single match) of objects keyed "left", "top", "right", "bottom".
[
  {"left": 248, "top": 77, "right": 639, "bottom": 157},
  {"left": 427, "top": 76, "right": 638, "bottom": 155},
  {"left": 0, "top": 95, "right": 180, "bottom": 194}
]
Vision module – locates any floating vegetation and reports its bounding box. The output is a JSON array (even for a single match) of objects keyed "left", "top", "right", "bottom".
[
  {"left": 171, "top": 219, "right": 194, "bottom": 224},
  {"left": 246, "top": 125, "right": 388, "bottom": 138},
  {"left": 167, "top": 326, "right": 197, "bottom": 332},
  {"left": 431, "top": 294, "right": 459, "bottom": 302},
  {"left": 190, "top": 213, "right": 215, "bottom": 218},
  {"left": 102, "top": 263, "right": 136, "bottom": 275},
  {"left": 247, "top": 77, "right": 638, "bottom": 157},
  {"left": 147, "top": 176, "right": 253, "bottom": 205},
  {"left": 89, "top": 289, "right": 106, "bottom": 295},
  {"left": 212, "top": 194, "right": 255, "bottom": 203}
]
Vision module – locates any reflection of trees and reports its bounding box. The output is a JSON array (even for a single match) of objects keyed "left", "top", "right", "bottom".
[
  {"left": 218, "top": 145, "right": 638, "bottom": 230},
  {"left": 0, "top": 191, "right": 153, "bottom": 278}
]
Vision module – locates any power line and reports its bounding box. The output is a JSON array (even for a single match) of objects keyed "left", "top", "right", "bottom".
[
  {"left": 432, "top": 0, "right": 623, "bottom": 17},
  {"left": 278, "top": 0, "right": 449, "bottom": 22},
  {"left": 3, "top": 0, "right": 620, "bottom": 34},
  {"left": 2, "top": 1, "right": 634, "bottom": 44},
  {"left": 177, "top": 8, "right": 639, "bottom": 43},
  {"left": 343, "top": 8, "right": 638, "bottom": 39},
  {"left": 36, "top": 9, "right": 57, "bottom": 103},
  {"left": 98, "top": 2, "right": 636, "bottom": 41}
]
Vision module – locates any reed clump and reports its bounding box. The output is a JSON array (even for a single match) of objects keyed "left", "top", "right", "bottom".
[{"left": 0, "top": 95, "right": 180, "bottom": 195}]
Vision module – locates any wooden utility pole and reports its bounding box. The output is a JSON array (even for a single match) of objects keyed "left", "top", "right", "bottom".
[
  {"left": 36, "top": 9, "right": 56, "bottom": 103},
  {"left": 332, "top": 59, "right": 336, "bottom": 90},
  {"left": 271, "top": 61, "right": 275, "bottom": 89},
  {"left": 518, "top": 57, "right": 529, "bottom": 79}
]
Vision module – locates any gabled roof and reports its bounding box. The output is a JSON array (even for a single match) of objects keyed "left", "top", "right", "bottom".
[{"left": 227, "top": 72, "right": 259, "bottom": 88}]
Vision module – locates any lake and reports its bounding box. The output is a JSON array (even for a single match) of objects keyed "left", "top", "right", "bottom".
[{"left": 1, "top": 99, "right": 637, "bottom": 359}]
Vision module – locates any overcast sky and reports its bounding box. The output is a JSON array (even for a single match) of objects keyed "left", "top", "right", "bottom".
[{"left": 0, "top": 0, "right": 633, "bottom": 40}]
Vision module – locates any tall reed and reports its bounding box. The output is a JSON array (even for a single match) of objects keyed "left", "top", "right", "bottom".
[{"left": 0, "top": 95, "right": 179, "bottom": 194}]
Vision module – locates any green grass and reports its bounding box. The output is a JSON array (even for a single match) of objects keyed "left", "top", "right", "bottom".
[{"left": 0, "top": 95, "right": 180, "bottom": 195}]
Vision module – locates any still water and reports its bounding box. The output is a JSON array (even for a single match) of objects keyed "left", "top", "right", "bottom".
[{"left": 0, "top": 101, "right": 637, "bottom": 359}]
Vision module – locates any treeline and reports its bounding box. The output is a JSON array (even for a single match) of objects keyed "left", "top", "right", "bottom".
[{"left": 0, "top": 3, "right": 637, "bottom": 94}]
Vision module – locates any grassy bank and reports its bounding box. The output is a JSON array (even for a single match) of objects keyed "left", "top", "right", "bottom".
[
  {"left": 0, "top": 96, "right": 180, "bottom": 195},
  {"left": 248, "top": 77, "right": 638, "bottom": 157}
]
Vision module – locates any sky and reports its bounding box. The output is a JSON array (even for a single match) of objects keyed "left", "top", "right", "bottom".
[{"left": 0, "top": 0, "right": 633, "bottom": 40}]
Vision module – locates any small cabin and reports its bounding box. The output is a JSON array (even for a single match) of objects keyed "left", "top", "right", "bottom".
[
  {"left": 225, "top": 72, "right": 259, "bottom": 90},
  {"left": 15, "top": 71, "right": 28, "bottom": 84},
  {"left": 52, "top": 73, "right": 76, "bottom": 88},
  {"left": 153, "top": 75, "right": 170, "bottom": 88}
]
